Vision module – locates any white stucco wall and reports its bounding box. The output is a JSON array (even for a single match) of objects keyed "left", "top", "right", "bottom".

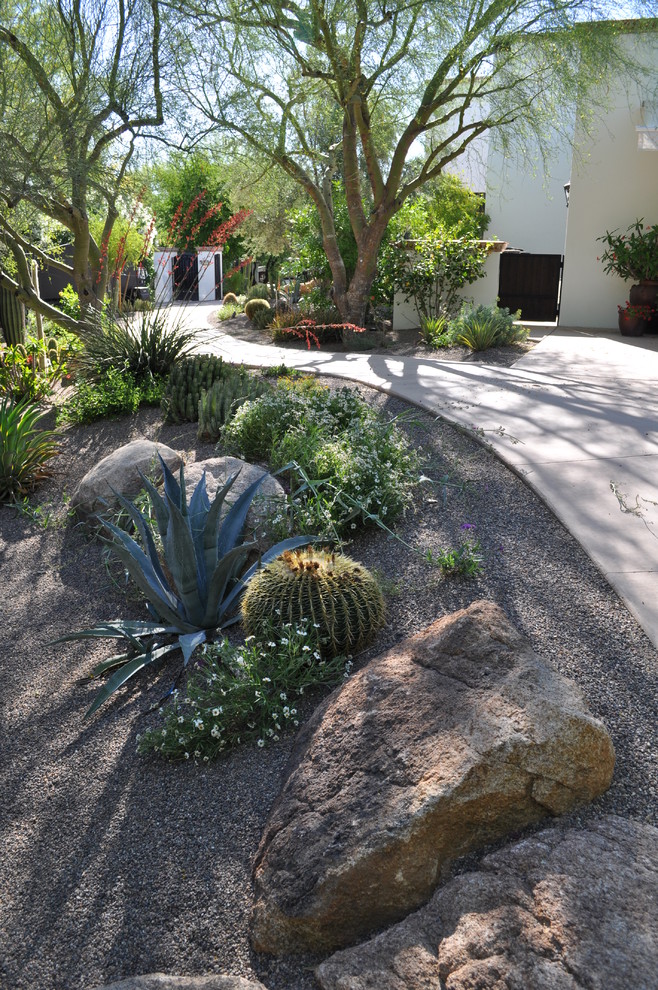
[
  {"left": 484, "top": 140, "right": 573, "bottom": 254},
  {"left": 560, "top": 33, "right": 658, "bottom": 329}
]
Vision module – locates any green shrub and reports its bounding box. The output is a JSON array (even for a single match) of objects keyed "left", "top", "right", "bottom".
[
  {"left": 419, "top": 315, "right": 453, "bottom": 349},
  {"left": 452, "top": 304, "right": 527, "bottom": 351},
  {"left": 221, "top": 379, "right": 419, "bottom": 535},
  {"left": 242, "top": 547, "right": 386, "bottom": 657},
  {"left": 57, "top": 368, "right": 164, "bottom": 424},
  {"left": 137, "top": 621, "right": 350, "bottom": 761},
  {"left": 246, "top": 283, "right": 270, "bottom": 301},
  {"left": 250, "top": 304, "right": 273, "bottom": 331},
  {"left": 197, "top": 367, "right": 269, "bottom": 441},
  {"left": 58, "top": 283, "right": 81, "bottom": 321},
  {"left": 0, "top": 395, "right": 60, "bottom": 501},
  {"left": 161, "top": 353, "right": 228, "bottom": 423},
  {"left": 52, "top": 459, "right": 317, "bottom": 717},
  {"left": 0, "top": 339, "right": 69, "bottom": 401},
  {"left": 217, "top": 303, "right": 242, "bottom": 321},
  {"left": 222, "top": 292, "right": 239, "bottom": 306},
  {"left": 244, "top": 298, "right": 271, "bottom": 321}
]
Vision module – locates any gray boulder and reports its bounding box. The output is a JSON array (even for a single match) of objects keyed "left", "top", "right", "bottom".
[
  {"left": 250, "top": 601, "right": 614, "bottom": 954},
  {"left": 316, "top": 816, "right": 658, "bottom": 990},
  {"left": 89, "top": 975, "right": 269, "bottom": 990},
  {"left": 72, "top": 439, "right": 182, "bottom": 517}
]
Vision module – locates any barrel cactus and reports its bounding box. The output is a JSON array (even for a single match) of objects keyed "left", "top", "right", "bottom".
[
  {"left": 244, "top": 298, "right": 270, "bottom": 321},
  {"left": 222, "top": 292, "right": 239, "bottom": 306},
  {"left": 241, "top": 546, "right": 386, "bottom": 657}
]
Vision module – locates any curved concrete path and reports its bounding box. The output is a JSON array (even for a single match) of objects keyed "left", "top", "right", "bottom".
[{"left": 184, "top": 302, "right": 658, "bottom": 650}]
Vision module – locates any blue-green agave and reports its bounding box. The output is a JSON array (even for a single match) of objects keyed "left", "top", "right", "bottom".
[{"left": 54, "top": 456, "right": 316, "bottom": 716}]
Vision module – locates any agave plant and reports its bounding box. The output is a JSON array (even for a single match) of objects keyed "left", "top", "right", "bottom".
[
  {"left": 0, "top": 395, "right": 60, "bottom": 501},
  {"left": 53, "top": 456, "right": 316, "bottom": 716}
]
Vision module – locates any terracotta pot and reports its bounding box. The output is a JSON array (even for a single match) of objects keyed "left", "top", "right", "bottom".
[
  {"left": 618, "top": 312, "right": 646, "bottom": 337},
  {"left": 629, "top": 281, "right": 658, "bottom": 307}
]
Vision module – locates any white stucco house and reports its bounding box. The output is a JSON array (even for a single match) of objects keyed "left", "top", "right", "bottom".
[{"left": 395, "top": 22, "right": 658, "bottom": 331}]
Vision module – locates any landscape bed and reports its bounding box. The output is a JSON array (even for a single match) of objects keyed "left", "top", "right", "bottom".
[{"left": 0, "top": 375, "right": 656, "bottom": 990}]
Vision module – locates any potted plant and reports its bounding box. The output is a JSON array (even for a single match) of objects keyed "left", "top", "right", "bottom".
[
  {"left": 617, "top": 301, "right": 654, "bottom": 337},
  {"left": 597, "top": 219, "right": 658, "bottom": 309}
]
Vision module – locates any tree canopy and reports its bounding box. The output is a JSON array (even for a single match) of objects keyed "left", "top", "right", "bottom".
[
  {"left": 0, "top": 0, "right": 164, "bottom": 327},
  {"left": 174, "top": 0, "right": 657, "bottom": 322}
]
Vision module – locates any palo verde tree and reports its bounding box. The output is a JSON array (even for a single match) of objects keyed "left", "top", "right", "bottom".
[
  {"left": 176, "top": 1, "right": 656, "bottom": 326},
  {"left": 0, "top": 0, "right": 164, "bottom": 329}
]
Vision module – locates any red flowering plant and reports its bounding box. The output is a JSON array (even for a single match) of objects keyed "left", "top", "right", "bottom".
[
  {"left": 617, "top": 302, "right": 654, "bottom": 320},
  {"left": 597, "top": 220, "right": 658, "bottom": 282}
]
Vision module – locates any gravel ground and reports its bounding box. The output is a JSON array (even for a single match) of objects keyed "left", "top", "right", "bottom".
[{"left": 0, "top": 374, "right": 656, "bottom": 990}]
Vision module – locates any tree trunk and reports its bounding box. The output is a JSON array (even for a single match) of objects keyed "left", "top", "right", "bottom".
[{"left": 332, "top": 215, "right": 390, "bottom": 326}]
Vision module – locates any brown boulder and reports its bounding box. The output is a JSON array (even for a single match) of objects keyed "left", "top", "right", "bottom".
[
  {"left": 316, "top": 816, "right": 658, "bottom": 990},
  {"left": 251, "top": 601, "right": 614, "bottom": 954},
  {"left": 89, "top": 975, "right": 268, "bottom": 990},
  {"left": 72, "top": 439, "right": 183, "bottom": 517}
]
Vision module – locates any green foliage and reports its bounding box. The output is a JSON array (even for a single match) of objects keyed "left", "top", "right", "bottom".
[
  {"left": 244, "top": 297, "right": 270, "bottom": 321},
  {"left": 161, "top": 353, "right": 230, "bottom": 424},
  {"left": 597, "top": 219, "right": 658, "bottom": 282},
  {"left": 287, "top": 182, "right": 358, "bottom": 283},
  {"left": 0, "top": 284, "right": 27, "bottom": 346},
  {"left": 222, "top": 269, "right": 247, "bottom": 295},
  {"left": 250, "top": 304, "right": 274, "bottom": 331},
  {"left": 242, "top": 547, "right": 386, "bottom": 657},
  {"left": 430, "top": 539, "right": 483, "bottom": 578},
  {"left": 58, "top": 284, "right": 82, "bottom": 321},
  {"left": 149, "top": 150, "right": 241, "bottom": 263},
  {"left": 222, "top": 292, "right": 239, "bottom": 306},
  {"left": 0, "top": 337, "right": 71, "bottom": 401},
  {"left": 452, "top": 304, "right": 527, "bottom": 351},
  {"left": 419, "top": 315, "right": 452, "bottom": 349},
  {"left": 75, "top": 307, "right": 196, "bottom": 383},
  {"left": 217, "top": 302, "right": 243, "bottom": 320},
  {"left": 0, "top": 395, "right": 60, "bottom": 501},
  {"left": 221, "top": 378, "right": 419, "bottom": 535},
  {"left": 246, "top": 283, "right": 270, "bottom": 301},
  {"left": 197, "top": 367, "right": 269, "bottom": 441},
  {"left": 51, "top": 458, "right": 317, "bottom": 717},
  {"left": 395, "top": 237, "right": 489, "bottom": 323},
  {"left": 58, "top": 368, "right": 165, "bottom": 424},
  {"left": 137, "top": 621, "right": 350, "bottom": 761}
]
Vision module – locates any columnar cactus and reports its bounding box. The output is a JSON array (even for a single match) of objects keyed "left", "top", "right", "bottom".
[
  {"left": 0, "top": 285, "right": 27, "bottom": 346},
  {"left": 161, "top": 353, "right": 226, "bottom": 423},
  {"left": 241, "top": 547, "right": 386, "bottom": 657}
]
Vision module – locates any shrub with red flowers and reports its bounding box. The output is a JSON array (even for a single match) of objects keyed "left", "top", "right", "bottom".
[
  {"left": 617, "top": 302, "right": 654, "bottom": 320},
  {"left": 597, "top": 220, "right": 658, "bottom": 282}
]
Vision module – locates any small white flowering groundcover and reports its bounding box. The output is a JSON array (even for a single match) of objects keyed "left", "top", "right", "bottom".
[{"left": 137, "top": 619, "right": 349, "bottom": 762}]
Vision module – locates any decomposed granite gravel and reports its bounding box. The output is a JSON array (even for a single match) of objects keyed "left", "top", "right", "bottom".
[{"left": 0, "top": 377, "right": 656, "bottom": 990}]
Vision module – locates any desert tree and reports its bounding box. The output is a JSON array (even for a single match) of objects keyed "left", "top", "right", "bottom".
[
  {"left": 0, "top": 0, "right": 164, "bottom": 328},
  {"left": 173, "top": 0, "right": 657, "bottom": 325}
]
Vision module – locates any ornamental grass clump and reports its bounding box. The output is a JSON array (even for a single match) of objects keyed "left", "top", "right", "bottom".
[
  {"left": 137, "top": 620, "right": 351, "bottom": 761},
  {"left": 241, "top": 547, "right": 386, "bottom": 657},
  {"left": 52, "top": 456, "right": 317, "bottom": 717}
]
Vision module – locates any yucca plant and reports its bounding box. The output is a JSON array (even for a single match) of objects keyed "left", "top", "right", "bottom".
[
  {"left": 52, "top": 456, "right": 317, "bottom": 717},
  {"left": 0, "top": 395, "right": 60, "bottom": 501}
]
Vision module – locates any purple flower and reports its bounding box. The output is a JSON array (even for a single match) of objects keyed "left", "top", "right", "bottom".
[{"left": 460, "top": 523, "right": 476, "bottom": 530}]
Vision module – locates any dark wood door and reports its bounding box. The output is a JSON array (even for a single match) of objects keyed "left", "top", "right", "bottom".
[
  {"left": 173, "top": 252, "right": 199, "bottom": 301},
  {"left": 498, "top": 253, "right": 563, "bottom": 321}
]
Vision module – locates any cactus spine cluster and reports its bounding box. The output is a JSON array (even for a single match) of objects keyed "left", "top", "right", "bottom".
[
  {"left": 197, "top": 370, "right": 268, "bottom": 441},
  {"left": 241, "top": 547, "right": 386, "bottom": 657},
  {"left": 0, "top": 285, "right": 27, "bottom": 346},
  {"left": 161, "top": 354, "right": 226, "bottom": 423}
]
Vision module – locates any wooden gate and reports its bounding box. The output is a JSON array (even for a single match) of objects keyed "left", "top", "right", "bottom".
[
  {"left": 173, "top": 252, "right": 199, "bottom": 301},
  {"left": 498, "top": 253, "right": 563, "bottom": 321}
]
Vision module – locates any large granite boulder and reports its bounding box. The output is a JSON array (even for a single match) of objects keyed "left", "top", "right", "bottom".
[
  {"left": 184, "top": 457, "right": 285, "bottom": 533},
  {"left": 250, "top": 601, "right": 614, "bottom": 955},
  {"left": 72, "top": 439, "right": 182, "bottom": 517},
  {"left": 316, "top": 816, "right": 658, "bottom": 990},
  {"left": 89, "top": 977, "right": 268, "bottom": 990}
]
